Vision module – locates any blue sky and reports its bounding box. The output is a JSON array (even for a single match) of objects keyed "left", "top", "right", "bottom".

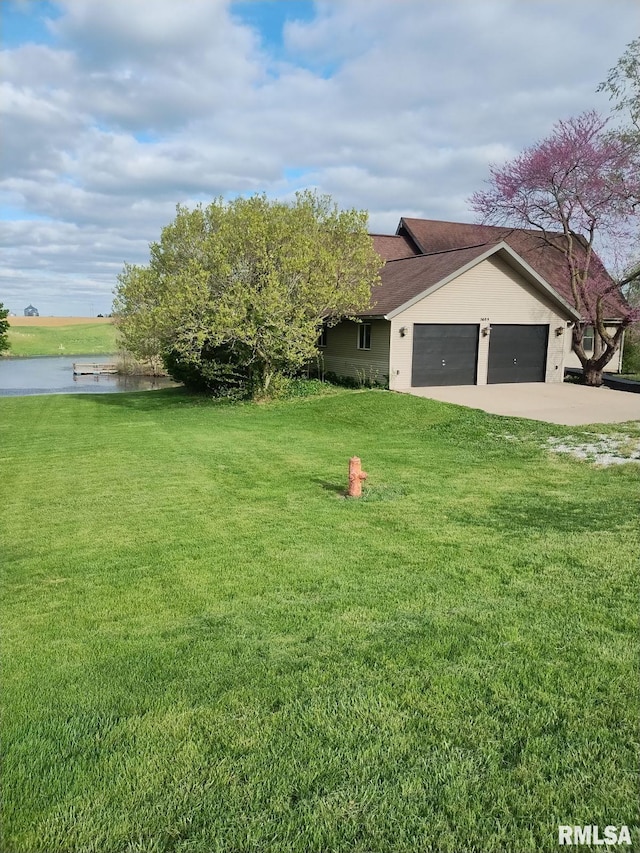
[
  {"left": 232, "top": 2, "right": 315, "bottom": 54},
  {"left": 2, "top": 1, "right": 60, "bottom": 46},
  {"left": 1, "top": 0, "right": 636, "bottom": 315}
]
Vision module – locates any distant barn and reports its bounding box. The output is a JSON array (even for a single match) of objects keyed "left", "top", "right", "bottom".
[{"left": 24, "top": 305, "right": 39, "bottom": 317}]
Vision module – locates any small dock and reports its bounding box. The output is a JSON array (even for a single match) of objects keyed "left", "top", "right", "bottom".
[{"left": 73, "top": 362, "right": 118, "bottom": 376}]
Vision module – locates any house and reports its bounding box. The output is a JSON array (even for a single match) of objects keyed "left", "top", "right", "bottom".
[
  {"left": 318, "top": 218, "right": 624, "bottom": 391},
  {"left": 23, "top": 304, "right": 39, "bottom": 317}
]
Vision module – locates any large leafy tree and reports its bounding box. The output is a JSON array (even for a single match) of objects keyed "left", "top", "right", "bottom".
[
  {"left": 113, "top": 265, "right": 166, "bottom": 376},
  {"left": 471, "top": 112, "right": 640, "bottom": 386},
  {"left": 598, "top": 36, "right": 640, "bottom": 144},
  {"left": 599, "top": 42, "right": 640, "bottom": 295},
  {"left": 0, "top": 302, "right": 10, "bottom": 354},
  {"left": 600, "top": 38, "right": 640, "bottom": 370},
  {"left": 114, "top": 191, "right": 382, "bottom": 395}
]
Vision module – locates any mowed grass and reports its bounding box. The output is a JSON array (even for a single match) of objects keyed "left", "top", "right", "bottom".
[
  {"left": 1, "top": 389, "right": 638, "bottom": 853},
  {"left": 6, "top": 319, "right": 117, "bottom": 356}
]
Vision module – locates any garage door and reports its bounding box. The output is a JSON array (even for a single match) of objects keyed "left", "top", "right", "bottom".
[
  {"left": 487, "top": 324, "right": 548, "bottom": 384},
  {"left": 411, "top": 324, "right": 479, "bottom": 386}
]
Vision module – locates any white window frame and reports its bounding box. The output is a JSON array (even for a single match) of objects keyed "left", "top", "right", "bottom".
[
  {"left": 357, "top": 323, "right": 371, "bottom": 350},
  {"left": 583, "top": 325, "right": 594, "bottom": 352},
  {"left": 318, "top": 326, "right": 328, "bottom": 348}
]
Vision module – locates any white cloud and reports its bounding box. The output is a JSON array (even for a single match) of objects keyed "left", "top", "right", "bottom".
[{"left": 0, "top": 0, "right": 636, "bottom": 314}]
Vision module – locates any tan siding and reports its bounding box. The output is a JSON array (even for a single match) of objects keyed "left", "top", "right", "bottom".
[
  {"left": 319, "top": 319, "right": 390, "bottom": 385},
  {"left": 564, "top": 326, "right": 623, "bottom": 373},
  {"left": 389, "top": 256, "right": 569, "bottom": 390}
]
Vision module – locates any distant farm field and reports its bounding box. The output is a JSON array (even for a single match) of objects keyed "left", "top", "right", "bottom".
[
  {"left": 8, "top": 316, "right": 113, "bottom": 327},
  {"left": 1, "top": 388, "right": 638, "bottom": 853},
  {"left": 6, "top": 317, "right": 117, "bottom": 356}
]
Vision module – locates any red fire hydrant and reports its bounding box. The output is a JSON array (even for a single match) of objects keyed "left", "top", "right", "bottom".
[{"left": 348, "top": 456, "right": 368, "bottom": 498}]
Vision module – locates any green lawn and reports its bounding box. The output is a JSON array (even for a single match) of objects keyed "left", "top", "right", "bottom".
[
  {"left": 6, "top": 322, "right": 118, "bottom": 356},
  {"left": 1, "top": 388, "right": 638, "bottom": 853}
]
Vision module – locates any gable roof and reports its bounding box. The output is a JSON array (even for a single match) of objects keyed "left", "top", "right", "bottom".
[
  {"left": 397, "top": 218, "right": 619, "bottom": 317},
  {"left": 364, "top": 241, "right": 580, "bottom": 320}
]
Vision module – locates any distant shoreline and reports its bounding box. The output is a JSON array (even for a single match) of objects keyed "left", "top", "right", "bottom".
[
  {"left": 8, "top": 317, "right": 113, "bottom": 327},
  {"left": 1, "top": 352, "right": 118, "bottom": 360}
]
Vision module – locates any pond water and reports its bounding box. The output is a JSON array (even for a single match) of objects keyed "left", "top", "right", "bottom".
[{"left": 0, "top": 356, "right": 179, "bottom": 397}]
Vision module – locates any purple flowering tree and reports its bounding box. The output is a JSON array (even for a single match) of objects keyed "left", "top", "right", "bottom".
[{"left": 471, "top": 112, "right": 640, "bottom": 386}]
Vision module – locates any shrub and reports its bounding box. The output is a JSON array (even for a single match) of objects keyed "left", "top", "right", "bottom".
[
  {"left": 322, "top": 369, "right": 388, "bottom": 389},
  {"left": 265, "top": 377, "right": 336, "bottom": 400},
  {"left": 163, "top": 344, "right": 251, "bottom": 398},
  {"left": 622, "top": 327, "right": 640, "bottom": 374},
  {"left": 323, "top": 371, "right": 360, "bottom": 389}
]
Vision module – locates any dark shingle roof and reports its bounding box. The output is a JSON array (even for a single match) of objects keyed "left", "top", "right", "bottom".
[
  {"left": 367, "top": 245, "right": 493, "bottom": 316},
  {"left": 370, "top": 233, "right": 419, "bottom": 261},
  {"left": 362, "top": 217, "right": 621, "bottom": 320},
  {"left": 398, "top": 218, "right": 617, "bottom": 314}
]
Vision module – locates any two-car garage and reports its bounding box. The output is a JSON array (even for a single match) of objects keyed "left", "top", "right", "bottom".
[
  {"left": 410, "top": 323, "right": 549, "bottom": 387},
  {"left": 340, "top": 239, "right": 584, "bottom": 394}
]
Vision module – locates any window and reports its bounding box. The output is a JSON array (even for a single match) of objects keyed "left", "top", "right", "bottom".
[
  {"left": 583, "top": 325, "right": 594, "bottom": 352},
  {"left": 318, "top": 326, "right": 327, "bottom": 348},
  {"left": 357, "top": 323, "right": 371, "bottom": 350}
]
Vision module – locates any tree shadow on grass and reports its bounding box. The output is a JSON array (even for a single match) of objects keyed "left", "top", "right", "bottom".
[{"left": 72, "top": 387, "right": 235, "bottom": 413}]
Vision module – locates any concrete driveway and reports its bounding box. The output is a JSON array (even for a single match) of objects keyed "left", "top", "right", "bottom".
[{"left": 407, "top": 382, "right": 640, "bottom": 425}]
